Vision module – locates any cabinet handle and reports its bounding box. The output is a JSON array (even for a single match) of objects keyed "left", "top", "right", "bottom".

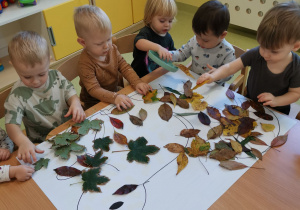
[{"left": 47, "top": 26, "right": 56, "bottom": 46}]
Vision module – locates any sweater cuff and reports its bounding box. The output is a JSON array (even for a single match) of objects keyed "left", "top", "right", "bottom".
[{"left": 0, "top": 165, "right": 11, "bottom": 182}]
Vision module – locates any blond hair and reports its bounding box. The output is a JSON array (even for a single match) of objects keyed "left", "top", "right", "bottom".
[
  {"left": 257, "top": 1, "right": 300, "bottom": 50},
  {"left": 144, "top": 0, "right": 177, "bottom": 27},
  {"left": 8, "top": 31, "right": 49, "bottom": 67},
  {"left": 74, "top": 5, "right": 111, "bottom": 39}
]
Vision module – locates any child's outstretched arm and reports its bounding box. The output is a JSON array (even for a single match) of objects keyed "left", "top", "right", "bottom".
[
  {"left": 114, "top": 94, "right": 134, "bottom": 111},
  {"left": 6, "top": 124, "right": 44, "bottom": 163},
  {"left": 258, "top": 87, "right": 300, "bottom": 107},
  {"left": 65, "top": 95, "right": 86, "bottom": 123},
  {"left": 136, "top": 39, "right": 172, "bottom": 61},
  {"left": 197, "top": 58, "right": 244, "bottom": 85}
]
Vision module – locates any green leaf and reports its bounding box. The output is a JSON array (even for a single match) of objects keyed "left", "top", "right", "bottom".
[
  {"left": 241, "top": 136, "right": 255, "bottom": 146},
  {"left": 163, "top": 86, "right": 181, "bottom": 95},
  {"left": 93, "top": 136, "right": 113, "bottom": 152},
  {"left": 84, "top": 150, "right": 108, "bottom": 167},
  {"left": 34, "top": 158, "right": 50, "bottom": 171},
  {"left": 54, "top": 142, "right": 85, "bottom": 159},
  {"left": 53, "top": 132, "right": 79, "bottom": 146},
  {"left": 174, "top": 112, "right": 198, "bottom": 116},
  {"left": 215, "top": 140, "right": 232, "bottom": 150},
  {"left": 82, "top": 167, "right": 110, "bottom": 193},
  {"left": 73, "top": 119, "right": 104, "bottom": 135},
  {"left": 179, "top": 94, "right": 187, "bottom": 99},
  {"left": 127, "top": 137, "right": 160, "bottom": 164}
]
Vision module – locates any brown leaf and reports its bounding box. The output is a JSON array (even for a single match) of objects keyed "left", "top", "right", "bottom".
[
  {"left": 207, "top": 124, "right": 223, "bottom": 139},
  {"left": 113, "top": 130, "right": 128, "bottom": 145},
  {"left": 207, "top": 106, "right": 221, "bottom": 121},
  {"left": 251, "top": 148, "right": 263, "bottom": 160},
  {"left": 54, "top": 166, "right": 82, "bottom": 177},
  {"left": 198, "top": 111, "right": 210, "bottom": 125},
  {"left": 220, "top": 117, "right": 235, "bottom": 126},
  {"left": 249, "top": 136, "right": 268, "bottom": 146},
  {"left": 110, "top": 117, "right": 124, "bottom": 129},
  {"left": 209, "top": 148, "right": 236, "bottom": 161},
  {"left": 222, "top": 110, "right": 240, "bottom": 120},
  {"left": 183, "top": 80, "right": 193, "bottom": 98},
  {"left": 238, "top": 117, "right": 256, "bottom": 135},
  {"left": 186, "top": 138, "right": 210, "bottom": 157},
  {"left": 111, "top": 106, "right": 134, "bottom": 115},
  {"left": 159, "top": 94, "right": 172, "bottom": 103},
  {"left": 176, "top": 152, "right": 188, "bottom": 175},
  {"left": 176, "top": 64, "right": 195, "bottom": 78},
  {"left": 129, "top": 115, "right": 143, "bottom": 126},
  {"left": 177, "top": 98, "right": 189, "bottom": 109},
  {"left": 170, "top": 93, "right": 177, "bottom": 107},
  {"left": 241, "top": 100, "right": 251, "bottom": 110},
  {"left": 249, "top": 100, "right": 265, "bottom": 113},
  {"left": 226, "top": 88, "right": 235, "bottom": 99},
  {"left": 113, "top": 184, "right": 138, "bottom": 195},
  {"left": 254, "top": 112, "right": 273, "bottom": 121},
  {"left": 271, "top": 135, "right": 287, "bottom": 147},
  {"left": 139, "top": 108, "right": 147, "bottom": 121},
  {"left": 191, "top": 99, "right": 208, "bottom": 111},
  {"left": 223, "top": 123, "right": 239, "bottom": 136},
  {"left": 219, "top": 160, "right": 248, "bottom": 170},
  {"left": 180, "top": 129, "right": 200, "bottom": 138},
  {"left": 158, "top": 103, "right": 173, "bottom": 121},
  {"left": 250, "top": 132, "right": 263, "bottom": 137},
  {"left": 164, "top": 143, "right": 185, "bottom": 153}
]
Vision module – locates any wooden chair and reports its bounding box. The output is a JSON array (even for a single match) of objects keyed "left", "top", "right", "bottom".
[
  {"left": 56, "top": 53, "right": 80, "bottom": 81},
  {"left": 0, "top": 86, "right": 12, "bottom": 119},
  {"left": 112, "top": 33, "right": 137, "bottom": 54}
]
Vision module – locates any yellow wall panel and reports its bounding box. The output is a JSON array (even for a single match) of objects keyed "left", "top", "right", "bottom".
[
  {"left": 176, "top": 0, "right": 207, "bottom": 7},
  {"left": 95, "top": 0, "right": 133, "bottom": 34},
  {"left": 132, "top": 0, "right": 146, "bottom": 23}
]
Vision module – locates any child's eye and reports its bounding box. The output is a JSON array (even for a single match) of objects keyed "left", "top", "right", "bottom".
[
  {"left": 39, "top": 73, "right": 45, "bottom": 77},
  {"left": 24, "top": 76, "right": 31, "bottom": 79}
]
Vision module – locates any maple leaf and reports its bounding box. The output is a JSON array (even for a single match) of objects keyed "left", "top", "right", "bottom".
[
  {"left": 93, "top": 136, "right": 113, "bottom": 152},
  {"left": 84, "top": 150, "right": 108, "bottom": 167},
  {"left": 113, "top": 184, "right": 139, "bottom": 195},
  {"left": 33, "top": 158, "right": 50, "bottom": 171},
  {"left": 143, "top": 89, "right": 159, "bottom": 103},
  {"left": 72, "top": 119, "right": 103, "bottom": 135},
  {"left": 111, "top": 106, "right": 134, "bottom": 115},
  {"left": 127, "top": 137, "right": 160, "bottom": 164},
  {"left": 158, "top": 103, "right": 173, "bottom": 122},
  {"left": 52, "top": 132, "right": 79, "bottom": 146},
  {"left": 176, "top": 152, "right": 188, "bottom": 175},
  {"left": 82, "top": 167, "right": 110, "bottom": 193},
  {"left": 54, "top": 142, "right": 85, "bottom": 159}
]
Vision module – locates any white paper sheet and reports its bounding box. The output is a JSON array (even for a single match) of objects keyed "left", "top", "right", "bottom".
[{"left": 30, "top": 70, "right": 297, "bottom": 210}]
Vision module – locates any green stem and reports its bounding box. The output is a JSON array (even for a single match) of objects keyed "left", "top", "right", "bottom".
[{"left": 112, "top": 150, "right": 130, "bottom": 153}]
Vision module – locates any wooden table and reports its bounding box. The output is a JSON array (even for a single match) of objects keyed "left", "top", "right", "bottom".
[{"left": 1, "top": 67, "right": 299, "bottom": 209}]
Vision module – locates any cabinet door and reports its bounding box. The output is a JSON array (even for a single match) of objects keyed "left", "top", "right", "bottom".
[
  {"left": 94, "top": 0, "right": 133, "bottom": 34},
  {"left": 131, "top": 0, "right": 146, "bottom": 23},
  {"left": 43, "top": 0, "right": 90, "bottom": 60}
]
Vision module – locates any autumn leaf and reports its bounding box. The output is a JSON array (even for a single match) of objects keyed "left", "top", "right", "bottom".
[
  {"left": 93, "top": 136, "right": 113, "bottom": 152},
  {"left": 129, "top": 115, "right": 143, "bottom": 126},
  {"left": 230, "top": 140, "right": 242, "bottom": 153},
  {"left": 163, "top": 86, "right": 182, "bottom": 95},
  {"left": 207, "top": 124, "right": 223, "bottom": 139},
  {"left": 215, "top": 140, "right": 232, "bottom": 150},
  {"left": 220, "top": 117, "right": 235, "bottom": 126},
  {"left": 54, "top": 142, "right": 85, "bottom": 159},
  {"left": 174, "top": 112, "right": 198, "bottom": 116},
  {"left": 160, "top": 93, "right": 172, "bottom": 103},
  {"left": 261, "top": 123, "right": 275, "bottom": 132},
  {"left": 139, "top": 108, "right": 147, "bottom": 121},
  {"left": 222, "top": 110, "right": 240, "bottom": 120},
  {"left": 180, "top": 129, "right": 200, "bottom": 138},
  {"left": 191, "top": 80, "right": 209, "bottom": 90},
  {"left": 110, "top": 117, "right": 124, "bottom": 129},
  {"left": 176, "top": 63, "right": 195, "bottom": 78},
  {"left": 226, "top": 89, "right": 235, "bottom": 100},
  {"left": 82, "top": 167, "right": 110, "bottom": 193},
  {"left": 109, "top": 202, "right": 124, "bottom": 209},
  {"left": 249, "top": 136, "right": 268, "bottom": 146},
  {"left": 177, "top": 98, "right": 189, "bottom": 109},
  {"left": 224, "top": 104, "right": 239, "bottom": 116},
  {"left": 33, "top": 158, "right": 50, "bottom": 171},
  {"left": 191, "top": 99, "right": 208, "bottom": 111},
  {"left": 183, "top": 80, "right": 193, "bottom": 98},
  {"left": 113, "top": 184, "right": 139, "bottom": 195},
  {"left": 207, "top": 106, "right": 221, "bottom": 121},
  {"left": 143, "top": 89, "right": 159, "bottom": 103},
  {"left": 72, "top": 119, "right": 104, "bottom": 135},
  {"left": 238, "top": 117, "right": 256, "bottom": 135},
  {"left": 54, "top": 166, "right": 82, "bottom": 177},
  {"left": 219, "top": 161, "right": 248, "bottom": 170},
  {"left": 127, "top": 137, "right": 160, "bottom": 164},
  {"left": 85, "top": 150, "right": 108, "bottom": 167},
  {"left": 170, "top": 93, "right": 177, "bottom": 107},
  {"left": 210, "top": 148, "right": 236, "bottom": 161},
  {"left": 185, "top": 138, "right": 210, "bottom": 157},
  {"left": 176, "top": 152, "right": 188, "bottom": 175},
  {"left": 271, "top": 135, "right": 288, "bottom": 147},
  {"left": 164, "top": 143, "right": 185, "bottom": 153},
  {"left": 254, "top": 111, "right": 273, "bottom": 121},
  {"left": 184, "top": 92, "right": 204, "bottom": 103},
  {"left": 111, "top": 106, "right": 134, "bottom": 115},
  {"left": 77, "top": 155, "right": 90, "bottom": 167},
  {"left": 241, "top": 100, "right": 251, "bottom": 110},
  {"left": 249, "top": 100, "right": 265, "bottom": 113},
  {"left": 198, "top": 111, "right": 211, "bottom": 125},
  {"left": 113, "top": 131, "right": 128, "bottom": 145},
  {"left": 52, "top": 132, "right": 79, "bottom": 146},
  {"left": 158, "top": 103, "right": 173, "bottom": 122},
  {"left": 251, "top": 148, "right": 262, "bottom": 160},
  {"left": 223, "top": 123, "right": 239, "bottom": 136}
]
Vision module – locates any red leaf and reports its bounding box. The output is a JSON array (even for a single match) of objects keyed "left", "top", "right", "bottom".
[
  {"left": 271, "top": 135, "right": 288, "bottom": 147},
  {"left": 77, "top": 155, "right": 90, "bottom": 167},
  {"left": 113, "top": 131, "right": 128, "bottom": 145},
  {"left": 54, "top": 166, "right": 82, "bottom": 177},
  {"left": 110, "top": 117, "right": 124, "bottom": 129},
  {"left": 113, "top": 184, "right": 138, "bottom": 195},
  {"left": 180, "top": 129, "right": 200, "bottom": 138},
  {"left": 226, "top": 88, "right": 235, "bottom": 99},
  {"left": 198, "top": 111, "right": 211, "bottom": 125},
  {"left": 241, "top": 100, "right": 251, "bottom": 110}
]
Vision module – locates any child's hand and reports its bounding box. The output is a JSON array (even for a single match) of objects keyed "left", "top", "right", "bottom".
[
  {"left": 114, "top": 94, "right": 134, "bottom": 111},
  {"left": 196, "top": 73, "right": 214, "bottom": 85},
  {"left": 9, "top": 165, "right": 35, "bottom": 181},
  {"left": 207, "top": 64, "right": 217, "bottom": 74},
  {"left": 65, "top": 96, "right": 86, "bottom": 123},
  {"left": 18, "top": 140, "right": 44, "bottom": 164},
  {"left": 135, "top": 83, "right": 152, "bottom": 95},
  {"left": 0, "top": 148, "right": 11, "bottom": 161},
  {"left": 157, "top": 46, "right": 172, "bottom": 62},
  {"left": 257, "top": 93, "right": 277, "bottom": 107}
]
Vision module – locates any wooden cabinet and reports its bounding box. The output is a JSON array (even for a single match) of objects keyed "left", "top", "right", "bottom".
[{"left": 131, "top": 0, "right": 146, "bottom": 23}]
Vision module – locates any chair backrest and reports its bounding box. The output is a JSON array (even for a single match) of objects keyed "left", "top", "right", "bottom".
[
  {"left": 57, "top": 53, "right": 80, "bottom": 81},
  {"left": 229, "top": 45, "right": 249, "bottom": 96},
  {"left": 0, "top": 86, "right": 12, "bottom": 119},
  {"left": 112, "top": 33, "right": 137, "bottom": 54}
]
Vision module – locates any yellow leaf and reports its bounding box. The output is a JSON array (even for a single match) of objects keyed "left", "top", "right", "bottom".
[
  {"left": 260, "top": 123, "right": 275, "bottom": 132},
  {"left": 176, "top": 152, "right": 188, "bottom": 175},
  {"left": 191, "top": 99, "right": 208, "bottom": 111},
  {"left": 185, "top": 92, "right": 204, "bottom": 103},
  {"left": 223, "top": 123, "right": 239, "bottom": 136},
  {"left": 142, "top": 89, "right": 159, "bottom": 103},
  {"left": 230, "top": 140, "right": 242, "bottom": 153},
  {"left": 169, "top": 93, "right": 177, "bottom": 108},
  {"left": 191, "top": 80, "right": 209, "bottom": 90},
  {"left": 176, "top": 64, "right": 195, "bottom": 79}
]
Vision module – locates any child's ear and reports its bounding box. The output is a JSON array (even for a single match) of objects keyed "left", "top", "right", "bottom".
[
  {"left": 220, "top": 31, "right": 228, "bottom": 39},
  {"left": 292, "top": 41, "right": 300, "bottom": 52},
  {"left": 77, "top": 38, "right": 86, "bottom": 47}
]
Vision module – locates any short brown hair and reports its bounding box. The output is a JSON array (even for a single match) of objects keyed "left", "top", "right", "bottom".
[
  {"left": 74, "top": 5, "right": 111, "bottom": 39},
  {"left": 257, "top": 1, "right": 300, "bottom": 50},
  {"left": 144, "top": 0, "right": 177, "bottom": 27},
  {"left": 8, "top": 31, "right": 49, "bottom": 67}
]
